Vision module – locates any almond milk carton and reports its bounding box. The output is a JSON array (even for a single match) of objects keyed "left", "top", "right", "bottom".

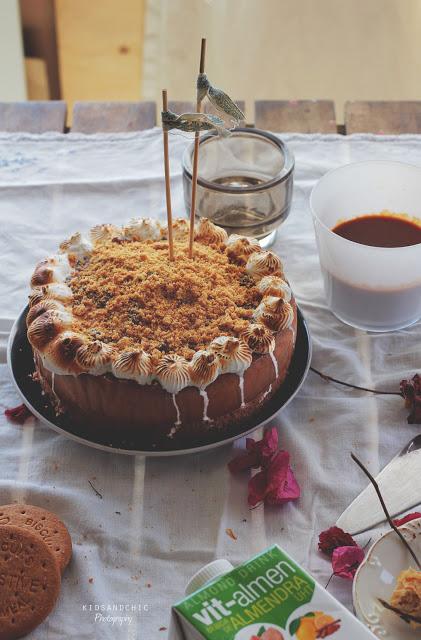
[{"left": 169, "top": 545, "right": 375, "bottom": 640}]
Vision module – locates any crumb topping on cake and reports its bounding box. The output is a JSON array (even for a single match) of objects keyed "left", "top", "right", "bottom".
[
  {"left": 27, "top": 218, "right": 295, "bottom": 390},
  {"left": 70, "top": 239, "right": 260, "bottom": 362}
]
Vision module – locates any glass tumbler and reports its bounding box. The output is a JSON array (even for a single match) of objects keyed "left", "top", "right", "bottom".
[
  {"left": 182, "top": 128, "right": 294, "bottom": 248},
  {"left": 310, "top": 161, "right": 421, "bottom": 332}
]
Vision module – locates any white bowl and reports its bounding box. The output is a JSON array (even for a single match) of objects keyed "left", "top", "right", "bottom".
[
  {"left": 310, "top": 161, "right": 421, "bottom": 331},
  {"left": 353, "top": 517, "right": 421, "bottom": 638}
]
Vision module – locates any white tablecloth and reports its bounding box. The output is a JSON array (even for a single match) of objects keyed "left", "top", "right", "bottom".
[{"left": 0, "top": 130, "right": 420, "bottom": 639}]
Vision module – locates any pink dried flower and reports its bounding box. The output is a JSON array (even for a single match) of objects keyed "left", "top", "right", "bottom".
[
  {"left": 228, "top": 427, "right": 279, "bottom": 473},
  {"left": 229, "top": 428, "right": 300, "bottom": 508},
  {"left": 248, "top": 450, "right": 300, "bottom": 507},
  {"left": 331, "top": 545, "right": 365, "bottom": 580}
]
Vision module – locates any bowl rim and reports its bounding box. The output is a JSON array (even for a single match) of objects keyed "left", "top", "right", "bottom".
[
  {"left": 309, "top": 160, "right": 421, "bottom": 253},
  {"left": 352, "top": 516, "right": 421, "bottom": 614},
  {"left": 182, "top": 127, "right": 295, "bottom": 194}
]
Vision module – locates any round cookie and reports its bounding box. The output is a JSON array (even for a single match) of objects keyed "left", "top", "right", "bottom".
[
  {"left": 0, "top": 524, "right": 61, "bottom": 640},
  {"left": 0, "top": 505, "right": 72, "bottom": 573}
]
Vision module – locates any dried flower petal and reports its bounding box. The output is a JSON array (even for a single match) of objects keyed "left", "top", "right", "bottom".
[
  {"left": 318, "top": 526, "right": 357, "bottom": 557},
  {"left": 400, "top": 374, "right": 421, "bottom": 424},
  {"left": 266, "top": 466, "right": 301, "bottom": 505},
  {"left": 393, "top": 512, "right": 421, "bottom": 527},
  {"left": 265, "top": 450, "right": 300, "bottom": 505},
  {"left": 249, "top": 427, "right": 279, "bottom": 467},
  {"left": 4, "top": 403, "right": 34, "bottom": 425},
  {"left": 248, "top": 450, "right": 300, "bottom": 507},
  {"left": 228, "top": 427, "right": 279, "bottom": 473},
  {"left": 248, "top": 471, "right": 268, "bottom": 507},
  {"left": 228, "top": 449, "right": 260, "bottom": 474},
  {"left": 229, "top": 427, "right": 300, "bottom": 509},
  {"left": 331, "top": 545, "right": 365, "bottom": 580}
]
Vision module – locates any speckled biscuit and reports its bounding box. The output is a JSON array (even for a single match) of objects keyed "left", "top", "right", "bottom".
[
  {"left": 0, "top": 524, "right": 61, "bottom": 640},
  {"left": 0, "top": 504, "right": 72, "bottom": 573}
]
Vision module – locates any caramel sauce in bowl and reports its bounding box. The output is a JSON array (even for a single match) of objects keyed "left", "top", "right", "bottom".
[
  {"left": 310, "top": 161, "right": 421, "bottom": 332},
  {"left": 332, "top": 212, "right": 421, "bottom": 248}
]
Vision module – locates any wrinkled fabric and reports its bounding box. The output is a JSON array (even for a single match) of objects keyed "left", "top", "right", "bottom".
[{"left": 0, "top": 130, "right": 420, "bottom": 638}]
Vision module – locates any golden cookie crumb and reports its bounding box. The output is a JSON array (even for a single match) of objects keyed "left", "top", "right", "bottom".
[{"left": 70, "top": 239, "right": 261, "bottom": 361}]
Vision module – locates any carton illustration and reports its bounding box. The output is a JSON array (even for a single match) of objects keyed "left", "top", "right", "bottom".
[{"left": 169, "top": 545, "right": 375, "bottom": 639}]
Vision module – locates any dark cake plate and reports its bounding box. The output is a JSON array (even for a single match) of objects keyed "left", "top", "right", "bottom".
[{"left": 8, "top": 306, "right": 312, "bottom": 457}]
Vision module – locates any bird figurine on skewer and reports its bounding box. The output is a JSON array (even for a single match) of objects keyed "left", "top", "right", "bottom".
[
  {"left": 161, "top": 110, "right": 230, "bottom": 137},
  {"left": 197, "top": 73, "right": 245, "bottom": 124}
]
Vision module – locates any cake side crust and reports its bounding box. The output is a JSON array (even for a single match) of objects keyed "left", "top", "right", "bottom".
[{"left": 33, "top": 303, "right": 296, "bottom": 444}]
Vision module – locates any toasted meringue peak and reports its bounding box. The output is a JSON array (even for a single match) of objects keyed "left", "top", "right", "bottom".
[
  {"left": 254, "top": 299, "right": 294, "bottom": 332},
  {"left": 75, "top": 340, "right": 114, "bottom": 375},
  {"left": 26, "top": 299, "right": 66, "bottom": 327},
  {"left": 210, "top": 336, "right": 252, "bottom": 374},
  {"left": 90, "top": 224, "right": 119, "bottom": 244},
  {"left": 27, "top": 309, "right": 72, "bottom": 350},
  {"left": 171, "top": 218, "right": 189, "bottom": 240},
  {"left": 60, "top": 232, "right": 92, "bottom": 259},
  {"left": 195, "top": 218, "right": 228, "bottom": 245},
  {"left": 30, "top": 254, "right": 71, "bottom": 287},
  {"left": 42, "top": 331, "right": 85, "bottom": 375},
  {"left": 226, "top": 234, "right": 261, "bottom": 264},
  {"left": 276, "top": 301, "right": 295, "bottom": 331},
  {"left": 155, "top": 354, "right": 191, "bottom": 394},
  {"left": 112, "top": 350, "right": 152, "bottom": 384},
  {"left": 31, "top": 264, "right": 54, "bottom": 288},
  {"left": 29, "top": 288, "right": 46, "bottom": 308},
  {"left": 257, "top": 275, "right": 291, "bottom": 301},
  {"left": 189, "top": 350, "right": 220, "bottom": 387},
  {"left": 123, "top": 218, "right": 163, "bottom": 241},
  {"left": 241, "top": 323, "right": 275, "bottom": 354},
  {"left": 246, "top": 250, "right": 284, "bottom": 281},
  {"left": 257, "top": 296, "right": 288, "bottom": 316},
  {"left": 29, "top": 283, "right": 73, "bottom": 307}
]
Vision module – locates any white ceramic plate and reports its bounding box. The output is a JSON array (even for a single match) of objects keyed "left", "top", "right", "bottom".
[{"left": 353, "top": 518, "right": 421, "bottom": 638}]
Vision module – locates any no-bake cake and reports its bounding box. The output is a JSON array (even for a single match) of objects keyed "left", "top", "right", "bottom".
[{"left": 27, "top": 218, "right": 297, "bottom": 445}]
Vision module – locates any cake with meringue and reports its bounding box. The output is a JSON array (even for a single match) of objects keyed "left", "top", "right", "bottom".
[{"left": 27, "top": 217, "right": 297, "bottom": 445}]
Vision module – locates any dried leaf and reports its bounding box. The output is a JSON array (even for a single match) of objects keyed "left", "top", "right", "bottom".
[{"left": 400, "top": 374, "right": 421, "bottom": 424}]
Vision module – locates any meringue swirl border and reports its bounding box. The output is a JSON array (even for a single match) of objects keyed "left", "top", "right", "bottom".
[{"left": 27, "top": 218, "right": 294, "bottom": 393}]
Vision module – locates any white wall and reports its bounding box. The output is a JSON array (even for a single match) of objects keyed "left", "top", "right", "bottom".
[{"left": 0, "top": 0, "right": 26, "bottom": 100}]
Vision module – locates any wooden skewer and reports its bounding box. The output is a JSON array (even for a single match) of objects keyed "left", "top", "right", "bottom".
[
  {"left": 162, "top": 89, "right": 175, "bottom": 261},
  {"left": 188, "top": 37, "right": 207, "bottom": 258}
]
